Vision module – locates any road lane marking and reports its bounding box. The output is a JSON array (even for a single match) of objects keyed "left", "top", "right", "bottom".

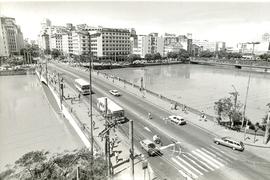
[
  {"left": 192, "top": 151, "right": 220, "bottom": 169},
  {"left": 202, "top": 148, "right": 231, "bottom": 163},
  {"left": 183, "top": 154, "right": 209, "bottom": 172},
  {"left": 171, "top": 158, "right": 199, "bottom": 179},
  {"left": 210, "top": 145, "right": 237, "bottom": 161},
  {"left": 176, "top": 156, "right": 204, "bottom": 175},
  {"left": 144, "top": 126, "right": 152, "bottom": 132},
  {"left": 160, "top": 143, "right": 175, "bottom": 150},
  {"left": 196, "top": 149, "right": 224, "bottom": 167},
  {"left": 186, "top": 153, "right": 215, "bottom": 171}
]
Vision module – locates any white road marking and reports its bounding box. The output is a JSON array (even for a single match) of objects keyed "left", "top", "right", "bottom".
[
  {"left": 172, "top": 158, "right": 199, "bottom": 179},
  {"left": 192, "top": 150, "right": 220, "bottom": 169},
  {"left": 201, "top": 148, "right": 230, "bottom": 163},
  {"left": 187, "top": 153, "right": 215, "bottom": 171},
  {"left": 210, "top": 145, "right": 237, "bottom": 161},
  {"left": 160, "top": 143, "right": 175, "bottom": 150},
  {"left": 196, "top": 149, "right": 224, "bottom": 167},
  {"left": 178, "top": 170, "right": 193, "bottom": 180},
  {"left": 177, "top": 156, "right": 204, "bottom": 175},
  {"left": 144, "top": 126, "right": 152, "bottom": 132},
  {"left": 183, "top": 154, "right": 209, "bottom": 172}
]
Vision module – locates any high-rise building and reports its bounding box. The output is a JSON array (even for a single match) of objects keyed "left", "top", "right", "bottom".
[
  {"left": 62, "top": 32, "right": 73, "bottom": 55},
  {"left": 163, "top": 33, "right": 192, "bottom": 55},
  {"left": 89, "top": 27, "right": 130, "bottom": 61},
  {"left": 72, "top": 31, "right": 90, "bottom": 56},
  {"left": 0, "top": 16, "right": 24, "bottom": 56},
  {"left": 0, "top": 17, "right": 9, "bottom": 57},
  {"left": 193, "top": 40, "right": 217, "bottom": 52},
  {"left": 262, "top": 33, "right": 270, "bottom": 42},
  {"left": 50, "top": 33, "right": 63, "bottom": 52}
]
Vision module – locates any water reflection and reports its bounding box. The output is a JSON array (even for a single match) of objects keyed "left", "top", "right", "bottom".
[{"left": 102, "top": 64, "right": 270, "bottom": 123}]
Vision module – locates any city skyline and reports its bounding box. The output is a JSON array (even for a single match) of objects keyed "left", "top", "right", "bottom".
[{"left": 1, "top": 1, "right": 270, "bottom": 46}]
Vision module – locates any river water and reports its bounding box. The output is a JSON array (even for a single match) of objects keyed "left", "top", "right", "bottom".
[
  {"left": 0, "top": 75, "right": 84, "bottom": 170},
  {"left": 101, "top": 64, "right": 270, "bottom": 123}
]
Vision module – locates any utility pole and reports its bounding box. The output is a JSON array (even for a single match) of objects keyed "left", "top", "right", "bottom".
[
  {"left": 242, "top": 74, "right": 251, "bottom": 128},
  {"left": 129, "top": 120, "right": 134, "bottom": 180},
  {"left": 264, "top": 111, "right": 270, "bottom": 144},
  {"left": 76, "top": 166, "right": 80, "bottom": 180},
  {"left": 104, "top": 98, "right": 112, "bottom": 178},
  {"left": 88, "top": 33, "right": 94, "bottom": 180},
  {"left": 45, "top": 58, "right": 48, "bottom": 83},
  {"left": 230, "top": 85, "right": 239, "bottom": 127},
  {"left": 58, "top": 73, "right": 63, "bottom": 110}
]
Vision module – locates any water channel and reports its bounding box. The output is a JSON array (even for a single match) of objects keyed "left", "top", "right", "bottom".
[
  {"left": 101, "top": 64, "right": 270, "bottom": 123},
  {"left": 0, "top": 75, "right": 84, "bottom": 170}
]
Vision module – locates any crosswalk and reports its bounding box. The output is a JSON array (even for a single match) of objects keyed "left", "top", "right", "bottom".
[{"left": 170, "top": 145, "right": 237, "bottom": 179}]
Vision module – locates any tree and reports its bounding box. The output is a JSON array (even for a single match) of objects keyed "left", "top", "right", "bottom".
[
  {"left": 44, "top": 49, "right": 51, "bottom": 55},
  {"left": 200, "top": 50, "right": 215, "bottom": 58},
  {"left": 217, "top": 50, "right": 228, "bottom": 59},
  {"left": 51, "top": 49, "right": 61, "bottom": 59},
  {"left": 177, "top": 49, "right": 190, "bottom": 61},
  {"left": 259, "top": 53, "right": 270, "bottom": 61},
  {"left": 153, "top": 53, "right": 162, "bottom": 60},
  {"left": 167, "top": 52, "right": 177, "bottom": 59},
  {"left": 214, "top": 92, "right": 244, "bottom": 128},
  {"left": 1, "top": 148, "right": 107, "bottom": 180},
  {"left": 227, "top": 52, "right": 242, "bottom": 59},
  {"left": 144, "top": 53, "right": 152, "bottom": 61},
  {"left": 127, "top": 54, "right": 141, "bottom": 63}
]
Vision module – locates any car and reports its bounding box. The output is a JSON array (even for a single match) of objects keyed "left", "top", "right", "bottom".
[
  {"left": 168, "top": 115, "right": 186, "bottom": 125},
  {"left": 109, "top": 90, "right": 121, "bottom": 96},
  {"left": 213, "top": 136, "right": 244, "bottom": 151},
  {"left": 139, "top": 139, "right": 161, "bottom": 156}
]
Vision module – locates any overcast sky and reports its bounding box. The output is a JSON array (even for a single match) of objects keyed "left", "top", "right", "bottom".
[{"left": 1, "top": 1, "right": 270, "bottom": 46}]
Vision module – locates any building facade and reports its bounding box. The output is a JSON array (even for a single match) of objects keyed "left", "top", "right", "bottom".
[
  {"left": 193, "top": 40, "right": 217, "bottom": 52},
  {"left": 0, "top": 16, "right": 24, "bottom": 56},
  {"left": 72, "top": 31, "right": 90, "bottom": 56},
  {"left": 89, "top": 28, "right": 130, "bottom": 61}
]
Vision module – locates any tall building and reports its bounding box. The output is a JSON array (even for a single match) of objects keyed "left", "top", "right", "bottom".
[
  {"left": 40, "top": 33, "right": 50, "bottom": 51},
  {"left": 0, "top": 16, "right": 24, "bottom": 56},
  {"left": 72, "top": 31, "right": 90, "bottom": 56},
  {"left": 216, "top": 41, "right": 226, "bottom": 51},
  {"left": 262, "top": 33, "right": 270, "bottom": 42},
  {"left": 132, "top": 33, "right": 164, "bottom": 58},
  {"left": 0, "top": 17, "right": 9, "bottom": 56},
  {"left": 50, "top": 33, "right": 63, "bottom": 52},
  {"left": 62, "top": 32, "right": 73, "bottom": 55},
  {"left": 89, "top": 27, "right": 130, "bottom": 61}
]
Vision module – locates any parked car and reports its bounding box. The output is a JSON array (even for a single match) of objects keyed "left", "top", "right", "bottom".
[
  {"left": 169, "top": 115, "right": 186, "bottom": 125},
  {"left": 213, "top": 136, "right": 244, "bottom": 151},
  {"left": 139, "top": 139, "right": 161, "bottom": 156},
  {"left": 109, "top": 89, "right": 121, "bottom": 96}
]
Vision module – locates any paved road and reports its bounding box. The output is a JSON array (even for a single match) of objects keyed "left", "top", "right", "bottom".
[{"left": 49, "top": 63, "right": 270, "bottom": 180}]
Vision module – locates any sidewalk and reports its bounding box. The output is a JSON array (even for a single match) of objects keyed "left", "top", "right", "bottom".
[{"left": 41, "top": 67, "right": 156, "bottom": 180}]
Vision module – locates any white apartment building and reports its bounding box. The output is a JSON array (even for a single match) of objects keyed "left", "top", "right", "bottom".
[
  {"left": 0, "top": 17, "right": 24, "bottom": 56},
  {"left": 132, "top": 33, "right": 164, "bottom": 58},
  {"left": 89, "top": 28, "right": 130, "bottom": 61},
  {"left": 72, "top": 31, "right": 90, "bottom": 56},
  {"left": 50, "top": 33, "right": 63, "bottom": 52},
  {"left": 62, "top": 32, "right": 73, "bottom": 55},
  {"left": 163, "top": 33, "right": 192, "bottom": 56}
]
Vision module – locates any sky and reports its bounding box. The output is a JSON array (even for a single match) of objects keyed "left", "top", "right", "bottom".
[{"left": 1, "top": 1, "right": 270, "bottom": 46}]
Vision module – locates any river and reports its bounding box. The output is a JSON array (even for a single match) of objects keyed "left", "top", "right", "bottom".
[
  {"left": 0, "top": 75, "right": 84, "bottom": 170},
  {"left": 101, "top": 64, "right": 270, "bottom": 123}
]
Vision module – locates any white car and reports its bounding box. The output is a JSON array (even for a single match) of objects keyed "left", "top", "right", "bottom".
[
  {"left": 109, "top": 89, "right": 121, "bottom": 96},
  {"left": 169, "top": 115, "right": 186, "bottom": 125}
]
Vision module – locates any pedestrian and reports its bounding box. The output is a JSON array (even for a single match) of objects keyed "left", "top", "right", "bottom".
[
  {"left": 78, "top": 93, "right": 81, "bottom": 101},
  {"left": 174, "top": 103, "right": 177, "bottom": 110}
]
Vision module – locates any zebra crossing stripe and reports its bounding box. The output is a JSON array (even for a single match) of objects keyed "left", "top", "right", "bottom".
[
  {"left": 183, "top": 154, "right": 209, "bottom": 172},
  {"left": 172, "top": 157, "right": 199, "bottom": 179},
  {"left": 178, "top": 170, "right": 193, "bottom": 180},
  {"left": 186, "top": 152, "right": 215, "bottom": 171},
  {"left": 196, "top": 149, "right": 224, "bottom": 167},
  {"left": 177, "top": 156, "right": 204, "bottom": 175},
  {"left": 203, "top": 148, "right": 231, "bottom": 163},
  {"left": 201, "top": 148, "right": 228, "bottom": 164},
  {"left": 210, "top": 145, "right": 237, "bottom": 160},
  {"left": 192, "top": 151, "right": 220, "bottom": 169}
]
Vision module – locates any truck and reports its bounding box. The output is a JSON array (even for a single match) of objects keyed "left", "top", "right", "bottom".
[{"left": 97, "top": 97, "right": 125, "bottom": 123}]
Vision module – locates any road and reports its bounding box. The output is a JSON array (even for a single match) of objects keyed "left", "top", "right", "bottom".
[{"left": 48, "top": 63, "right": 270, "bottom": 180}]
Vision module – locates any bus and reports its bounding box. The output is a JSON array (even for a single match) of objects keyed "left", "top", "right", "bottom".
[
  {"left": 74, "top": 78, "right": 90, "bottom": 95},
  {"left": 97, "top": 97, "right": 125, "bottom": 123}
]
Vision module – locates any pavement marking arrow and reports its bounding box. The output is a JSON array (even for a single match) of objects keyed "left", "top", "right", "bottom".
[{"left": 144, "top": 126, "right": 152, "bottom": 132}]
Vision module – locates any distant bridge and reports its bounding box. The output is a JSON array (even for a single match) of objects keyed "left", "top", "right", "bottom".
[{"left": 190, "top": 60, "right": 270, "bottom": 72}]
